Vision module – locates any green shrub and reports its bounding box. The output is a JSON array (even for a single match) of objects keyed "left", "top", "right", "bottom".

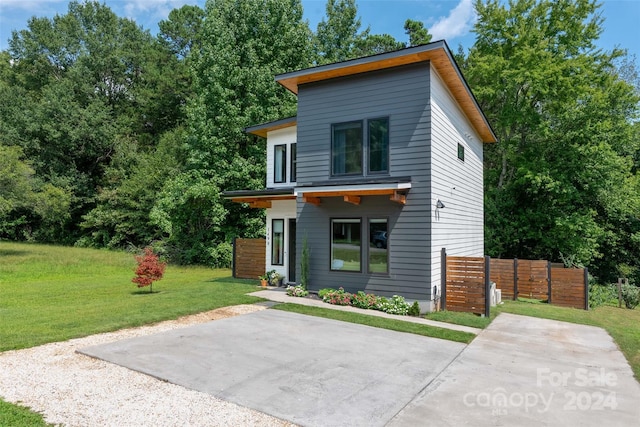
[
  {"left": 286, "top": 285, "right": 308, "bottom": 297},
  {"left": 350, "top": 291, "right": 377, "bottom": 309},
  {"left": 318, "top": 288, "right": 334, "bottom": 299},
  {"left": 376, "top": 295, "right": 410, "bottom": 315},
  {"left": 621, "top": 284, "right": 640, "bottom": 309},
  {"left": 408, "top": 301, "right": 420, "bottom": 317},
  {"left": 208, "top": 242, "right": 233, "bottom": 268},
  {"left": 322, "top": 287, "right": 352, "bottom": 305},
  {"left": 589, "top": 283, "right": 618, "bottom": 309}
]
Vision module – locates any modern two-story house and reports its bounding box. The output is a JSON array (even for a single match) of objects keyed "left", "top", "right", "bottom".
[{"left": 224, "top": 41, "right": 496, "bottom": 311}]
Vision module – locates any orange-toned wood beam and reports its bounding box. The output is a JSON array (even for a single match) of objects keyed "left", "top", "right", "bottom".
[
  {"left": 303, "top": 196, "right": 321, "bottom": 206},
  {"left": 390, "top": 191, "right": 406, "bottom": 205},
  {"left": 230, "top": 195, "right": 295, "bottom": 204},
  {"left": 343, "top": 195, "right": 361, "bottom": 205},
  {"left": 249, "top": 201, "right": 271, "bottom": 208},
  {"left": 303, "top": 189, "right": 396, "bottom": 198}
]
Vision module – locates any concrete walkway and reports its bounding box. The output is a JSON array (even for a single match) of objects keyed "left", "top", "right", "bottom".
[
  {"left": 250, "top": 288, "right": 481, "bottom": 335},
  {"left": 389, "top": 313, "right": 640, "bottom": 426}
]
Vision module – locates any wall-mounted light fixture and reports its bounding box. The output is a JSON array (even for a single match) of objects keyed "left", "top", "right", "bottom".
[{"left": 436, "top": 199, "right": 445, "bottom": 209}]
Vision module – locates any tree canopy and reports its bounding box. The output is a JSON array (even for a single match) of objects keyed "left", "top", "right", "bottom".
[{"left": 0, "top": 0, "right": 638, "bottom": 283}]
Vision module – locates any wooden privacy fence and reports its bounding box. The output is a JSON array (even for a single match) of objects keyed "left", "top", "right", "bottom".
[
  {"left": 489, "top": 257, "right": 588, "bottom": 310},
  {"left": 441, "top": 250, "right": 589, "bottom": 314},
  {"left": 441, "top": 253, "right": 491, "bottom": 317},
  {"left": 233, "top": 238, "right": 265, "bottom": 279}
]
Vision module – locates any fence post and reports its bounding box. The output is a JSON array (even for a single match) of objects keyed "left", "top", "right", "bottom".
[
  {"left": 617, "top": 278, "right": 623, "bottom": 308},
  {"left": 513, "top": 258, "right": 519, "bottom": 300},
  {"left": 441, "top": 248, "right": 447, "bottom": 311},
  {"left": 484, "top": 255, "right": 491, "bottom": 317},
  {"left": 584, "top": 268, "right": 589, "bottom": 310},
  {"left": 547, "top": 261, "right": 552, "bottom": 304},
  {"left": 232, "top": 237, "right": 237, "bottom": 278}
]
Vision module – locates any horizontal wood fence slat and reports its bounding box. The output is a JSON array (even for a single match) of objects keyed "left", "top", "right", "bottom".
[
  {"left": 445, "top": 250, "right": 588, "bottom": 312},
  {"left": 233, "top": 238, "right": 266, "bottom": 280},
  {"left": 444, "top": 255, "right": 489, "bottom": 316}
]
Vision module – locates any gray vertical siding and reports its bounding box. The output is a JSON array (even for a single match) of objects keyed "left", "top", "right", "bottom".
[{"left": 295, "top": 63, "right": 433, "bottom": 300}]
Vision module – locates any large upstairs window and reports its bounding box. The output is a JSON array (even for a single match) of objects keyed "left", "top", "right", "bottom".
[
  {"left": 332, "top": 121, "right": 362, "bottom": 175},
  {"left": 331, "top": 118, "right": 389, "bottom": 177}
]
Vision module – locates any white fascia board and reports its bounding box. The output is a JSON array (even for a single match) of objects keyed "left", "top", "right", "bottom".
[{"left": 295, "top": 182, "right": 411, "bottom": 195}]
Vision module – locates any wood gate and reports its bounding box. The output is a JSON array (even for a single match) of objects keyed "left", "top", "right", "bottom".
[
  {"left": 517, "top": 260, "right": 549, "bottom": 300},
  {"left": 232, "top": 238, "right": 265, "bottom": 279},
  {"left": 442, "top": 252, "right": 491, "bottom": 316}
]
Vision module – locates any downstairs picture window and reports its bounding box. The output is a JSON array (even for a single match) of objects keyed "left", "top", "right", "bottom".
[
  {"left": 368, "top": 218, "right": 388, "bottom": 274},
  {"left": 331, "top": 219, "right": 361, "bottom": 271}
]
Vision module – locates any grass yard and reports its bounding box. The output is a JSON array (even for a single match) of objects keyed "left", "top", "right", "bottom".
[
  {"left": 0, "top": 241, "right": 263, "bottom": 352},
  {"left": 273, "top": 303, "right": 476, "bottom": 343},
  {"left": 0, "top": 241, "right": 266, "bottom": 425}
]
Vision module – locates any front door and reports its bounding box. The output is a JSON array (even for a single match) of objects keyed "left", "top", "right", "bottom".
[{"left": 288, "top": 218, "right": 296, "bottom": 283}]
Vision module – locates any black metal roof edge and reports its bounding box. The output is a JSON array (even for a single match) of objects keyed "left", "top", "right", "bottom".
[
  {"left": 222, "top": 187, "right": 295, "bottom": 198},
  {"left": 244, "top": 116, "right": 297, "bottom": 134}
]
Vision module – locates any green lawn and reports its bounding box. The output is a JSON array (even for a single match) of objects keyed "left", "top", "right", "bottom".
[
  {"left": 0, "top": 241, "right": 263, "bottom": 352},
  {"left": 273, "top": 303, "right": 476, "bottom": 343},
  {"left": 0, "top": 241, "right": 266, "bottom": 425}
]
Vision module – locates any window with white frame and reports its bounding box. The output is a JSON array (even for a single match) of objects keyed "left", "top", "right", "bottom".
[{"left": 274, "top": 144, "right": 286, "bottom": 183}]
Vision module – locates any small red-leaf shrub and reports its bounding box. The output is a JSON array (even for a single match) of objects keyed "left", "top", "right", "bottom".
[
  {"left": 132, "top": 247, "right": 166, "bottom": 293},
  {"left": 321, "top": 287, "right": 352, "bottom": 305}
]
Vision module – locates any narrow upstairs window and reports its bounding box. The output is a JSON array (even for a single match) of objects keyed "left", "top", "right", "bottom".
[{"left": 274, "top": 144, "right": 286, "bottom": 183}]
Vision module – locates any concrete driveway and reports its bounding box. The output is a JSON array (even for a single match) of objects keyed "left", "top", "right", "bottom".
[{"left": 80, "top": 310, "right": 640, "bottom": 426}]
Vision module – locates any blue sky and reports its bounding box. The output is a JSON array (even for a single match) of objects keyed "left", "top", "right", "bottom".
[{"left": 0, "top": 0, "right": 638, "bottom": 63}]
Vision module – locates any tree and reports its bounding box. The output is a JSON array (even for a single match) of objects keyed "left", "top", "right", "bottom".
[
  {"left": 464, "top": 0, "right": 640, "bottom": 281},
  {"left": 404, "top": 19, "right": 432, "bottom": 46},
  {"left": 132, "top": 247, "right": 166, "bottom": 293},
  {"left": 315, "top": 0, "right": 364, "bottom": 63},
  {"left": 151, "top": 0, "right": 314, "bottom": 265},
  {"left": 4, "top": 1, "right": 187, "bottom": 243},
  {"left": 158, "top": 5, "right": 205, "bottom": 59}
]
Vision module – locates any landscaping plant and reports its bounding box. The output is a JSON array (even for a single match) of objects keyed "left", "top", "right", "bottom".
[
  {"left": 621, "top": 283, "right": 640, "bottom": 309},
  {"left": 408, "top": 301, "right": 421, "bottom": 317},
  {"left": 132, "top": 247, "right": 167, "bottom": 293},
  {"left": 286, "top": 285, "right": 308, "bottom": 297}
]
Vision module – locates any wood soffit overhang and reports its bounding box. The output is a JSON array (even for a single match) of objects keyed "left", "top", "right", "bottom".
[
  {"left": 301, "top": 189, "right": 407, "bottom": 206},
  {"left": 276, "top": 41, "right": 497, "bottom": 144},
  {"left": 227, "top": 188, "right": 408, "bottom": 208},
  {"left": 226, "top": 194, "right": 296, "bottom": 209}
]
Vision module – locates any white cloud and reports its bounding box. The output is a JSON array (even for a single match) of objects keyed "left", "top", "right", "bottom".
[
  {"left": 0, "top": 0, "right": 65, "bottom": 13},
  {"left": 429, "top": 0, "right": 476, "bottom": 41},
  {"left": 122, "top": 0, "right": 197, "bottom": 20}
]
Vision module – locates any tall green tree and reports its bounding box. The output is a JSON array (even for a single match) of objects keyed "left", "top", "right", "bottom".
[
  {"left": 4, "top": 1, "right": 186, "bottom": 243},
  {"left": 151, "top": 0, "right": 314, "bottom": 265},
  {"left": 404, "top": 19, "right": 432, "bottom": 46},
  {"left": 464, "top": 0, "right": 640, "bottom": 281},
  {"left": 315, "top": 0, "right": 404, "bottom": 63}
]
